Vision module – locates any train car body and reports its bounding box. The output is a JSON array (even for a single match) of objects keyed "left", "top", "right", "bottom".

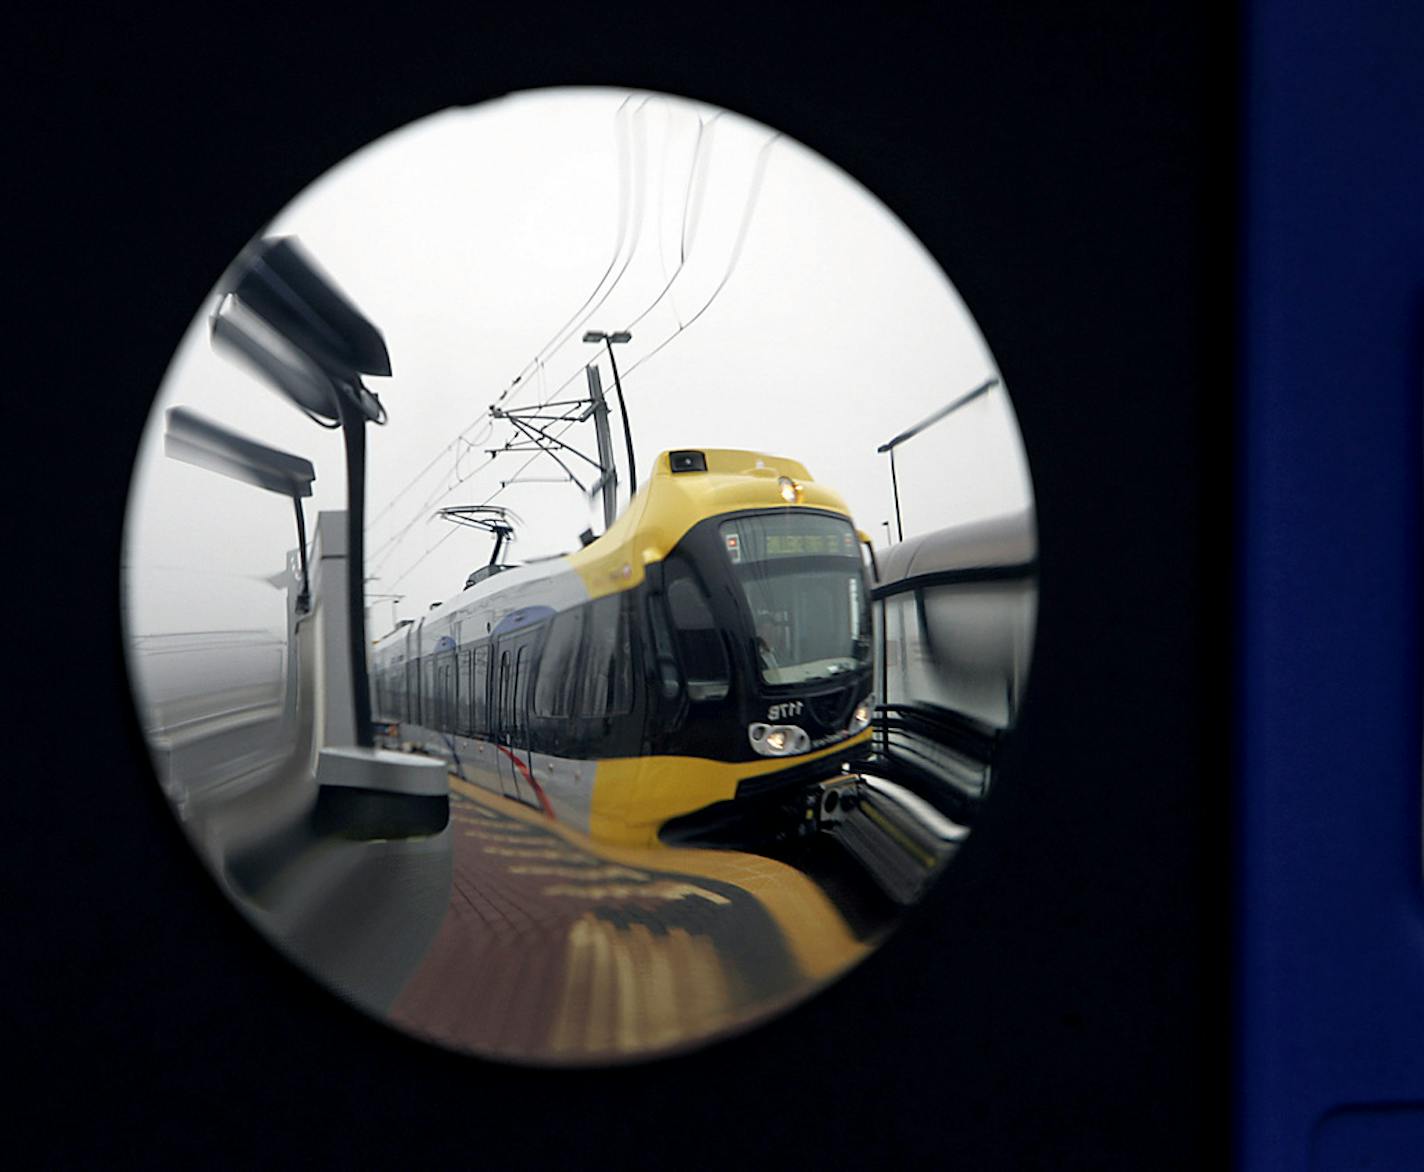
[
  {"left": 371, "top": 449, "right": 876, "bottom": 846},
  {"left": 872, "top": 508, "right": 1037, "bottom": 819}
]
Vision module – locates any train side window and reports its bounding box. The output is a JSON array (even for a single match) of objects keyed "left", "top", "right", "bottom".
[
  {"left": 470, "top": 643, "right": 490, "bottom": 735},
  {"left": 446, "top": 654, "right": 459, "bottom": 732},
  {"left": 610, "top": 598, "right": 631, "bottom": 714},
  {"left": 513, "top": 641, "right": 535, "bottom": 745},
  {"left": 433, "top": 656, "right": 448, "bottom": 732},
  {"left": 422, "top": 656, "right": 435, "bottom": 726},
  {"left": 647, "top": 594, "right": 681, "bottom": 701},
  {"left": 497, "top": 650, "right": 512, "bottom": 739},
  {"left": 577, "top": 595, "right": 631, "bottom": 717},
  {"left": 665, "top": 560, "right": 730, "bottom": 702},
  {"left": 431, "top": 659, "right": 441, "bottom": 731},
  {"left": 455, "top": 649, "right": 470, "bottom": 735},
  {"left": 535, "top": 608, "right": 584, "bottom": 717},
  {"left": 513, "top": 646, "right": 524, "bottom": 740},
  {"left": 438, "top": 660, "right": 449, "bottom": 734}
]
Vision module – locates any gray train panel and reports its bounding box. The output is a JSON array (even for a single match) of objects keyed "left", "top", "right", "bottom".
[{"left": 871, "top": 508, "right": 1038, "bottom": 813}]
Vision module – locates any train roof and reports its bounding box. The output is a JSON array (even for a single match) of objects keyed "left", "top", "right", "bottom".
[
  {"left": 875, "top": 507, "right": 1037, "bottom": 585},
  {"left": 372, "top": 448, "right": 858, "bottom": 650},
  {"left": 567, "top": 448, "right": 854, "bottom": 599},
  {"left": 371, "top": 555, "right": 577, "bottom": 651}
]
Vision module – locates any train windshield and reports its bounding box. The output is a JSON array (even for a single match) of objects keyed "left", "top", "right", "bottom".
[{"left": 718, "top": 513, "right": 871, "bottom": 686}]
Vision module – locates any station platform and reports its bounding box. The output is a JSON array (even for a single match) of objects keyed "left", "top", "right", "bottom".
[{"left": 389, "top": 774, "right": 882, "bottom": 1063}]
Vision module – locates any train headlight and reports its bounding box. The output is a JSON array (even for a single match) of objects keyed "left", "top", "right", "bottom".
[
  {"left": 748, "top": 722, "right": 811, "bottom": 756},
  {"left": 848, "top": 696, "right": 874, "bottom": 734},
  {"left": 777, "top": 476, "right": 802, "bottom": 504}
]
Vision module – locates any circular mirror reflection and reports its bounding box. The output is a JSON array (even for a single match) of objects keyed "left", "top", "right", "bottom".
[{"left": 121, "top": 88, "right": 1038, "bottom": 1064}]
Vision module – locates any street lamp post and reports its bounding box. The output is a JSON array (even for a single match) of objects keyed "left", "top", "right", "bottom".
[
  {"left": 876, "top": 377, "right": 1000, "bottom": 546},
  {"left": 887, "top": 447, "right": 904, "bottom": 543},
  {"left": 583, "top": 330, "right": 636, "bottom": 495}
]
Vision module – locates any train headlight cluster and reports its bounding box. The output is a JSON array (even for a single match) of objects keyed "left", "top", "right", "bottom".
[
  {"left": 749, "top": 722, "right": 811, "bottom": 757},
  {"left": 777, "top": 476, "right": 803, "bottom": 504},
  {"left": 848, "top": 697, "right": 874, "bottom": 734}
]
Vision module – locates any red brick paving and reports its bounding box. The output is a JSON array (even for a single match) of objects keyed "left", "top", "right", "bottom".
[{"left": 388, "top": 784, "right": 866, "bottom": 1064}]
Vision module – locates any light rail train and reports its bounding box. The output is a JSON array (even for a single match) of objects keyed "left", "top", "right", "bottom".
[{"left": 371, "top": 449, "right": 876, "bottom": 846}]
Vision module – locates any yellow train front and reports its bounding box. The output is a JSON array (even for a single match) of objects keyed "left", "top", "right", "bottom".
[{"left": 371, "top": 448, "right": 876, "bottom": 847}]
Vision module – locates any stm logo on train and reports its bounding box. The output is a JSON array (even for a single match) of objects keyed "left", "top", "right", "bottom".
[{"left": 767, "top": 701, "right": 804, "bottom": 721}]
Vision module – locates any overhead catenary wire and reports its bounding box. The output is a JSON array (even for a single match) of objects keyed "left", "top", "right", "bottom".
[
  {"left": 369, "top": 96, "right": 652, "bottom": 550},
  {"left": 366, "top": 448, "right": 498, "bottom": 575},
  {"left": 491, "top": 96, "right": 637, "bottom": 402},
  {"left": 619, "top": 108, "right": 722, "bottom": 335},
  {"left": 367, "top": 373, "right": 605, "bottom": 576},
  {"left": 386, "top": 521, "right": 467, "bottom": 590},
  {"left": 367, "top": 433, "right": 498, "bottom": 569},
  {"left": 379, "top": 124, "right": 781, "bottom": 602},
  {"left": 607, "top": 129, "right": 781, "bottom": 386},
  {"left": 385, "top": 437, "right": 557, "bottom": 590},
  {"left": 510, "top": 105, "right": 726, "bottom": 408},
  {"left": 496, "top": 93, "right": 651, "bottom": 411},
  {"left": 369, "top": 98, "right": 724, "bottom": 545},
  {"left": 526, "top": 123, "right": 778, "bottom": 410},
  {"left": 365, "top": 419, "right": 495, "bottom": 569},
  {"left": 368, "top": 96, "right": 638, "bottom": 535},
  {"left": 367, "top": 414, "right": 494, "bottom": 530},
  {"left": 493, "top": 94, "right": 722, "bottom": 416}
]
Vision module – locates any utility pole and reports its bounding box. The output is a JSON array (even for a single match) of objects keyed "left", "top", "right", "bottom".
[
  {"left": 484, "top": 362, "right": 624, "bottom": 535},
  {"left": 585, "top": 365, "right": 618, "bottom": 530},
  {"left": 583, "top": 330, "right": 636, "bottom": 494},
  {"left": 888, "top": 448, "right": 904, "bottom": 543}
]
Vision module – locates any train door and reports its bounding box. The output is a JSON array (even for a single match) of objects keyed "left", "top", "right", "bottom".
[
  {"left": 471, "top": 642, "right": 490, "bottom": 743},
  {"left": 494, "top": 645, "right": 517, "bottom": 799},
  {"left": 494, "top": 633, "right": 539, "bottom": 806},
  {"left": 406, "top": 619, "right": 423, "bottom": 728},
  {"left": 435, "top": 650, "right": 457, "bottom": 734}
]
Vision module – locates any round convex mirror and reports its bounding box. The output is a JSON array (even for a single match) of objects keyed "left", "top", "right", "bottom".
[{"left": 122, "top": 87, "right": 1038, "bottom": 1065}]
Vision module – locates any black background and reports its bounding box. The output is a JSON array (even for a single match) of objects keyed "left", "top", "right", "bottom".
[{"left": 14, "top": 6, "right": 1231, "bottom": 1168}]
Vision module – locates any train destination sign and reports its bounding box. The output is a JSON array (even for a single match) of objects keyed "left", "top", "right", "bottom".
[{"left": 722, "top": 515, "right": 860, "bottom": 564}]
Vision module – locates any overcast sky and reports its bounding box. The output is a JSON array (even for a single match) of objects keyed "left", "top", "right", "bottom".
[{"left": 123, "top": 88, "right": 1033, "bottom": 639}]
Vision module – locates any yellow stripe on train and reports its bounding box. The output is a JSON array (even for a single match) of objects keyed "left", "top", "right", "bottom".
[{"left": 587, "top": 729, "right": 874, "bottom": 847}]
